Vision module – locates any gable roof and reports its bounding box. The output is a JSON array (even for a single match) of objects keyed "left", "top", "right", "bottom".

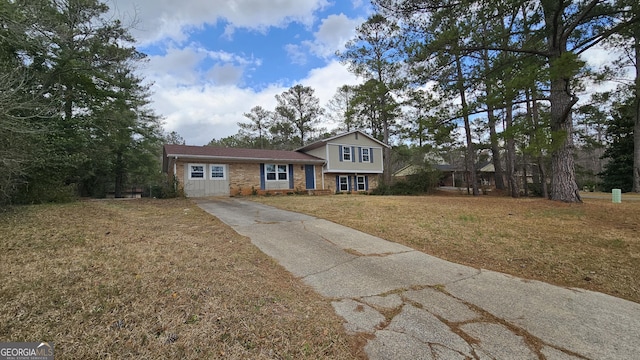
[
  {"left": 295, "top": 130, "right": 390, "bottom": 152},
  {"left": 393, "top": 164, "right": 419, "bottom": 177},
  {"left": 163, "top": 144, "right": 325, "bottom": 164},
  {"left": 435, "top": 164, "right": 464, "bottom": 172},
  {"left": 478, "top": 162, "right": 495, "bottom": 172},
  {"left": 394, "top": 163, "right": 464, "bottom": 177}
]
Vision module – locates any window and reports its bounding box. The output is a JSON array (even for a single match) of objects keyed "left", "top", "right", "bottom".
[
  {"left": 339, "top": 176, "right": 349, "bottom": 191},
  {"left": 189, "top": 164, "right": 205, "bottom": 179},
  {"left": 210, "top": 165, "right": 225, "bottom": 179},
  {"left": 266, "top": 164, "right": 276, "bottom": 180},
  {"left": 266, "top": 164, "right": 288, "bottom": 181},
  {"left": 342, "top": 146, "right": 351, "bottom": 161},
  {"left": 356, "top": 176, "right": 366, "bottom": 191},
  {"left": 361, "top": 148, "right": 370, "bottom": 162}
]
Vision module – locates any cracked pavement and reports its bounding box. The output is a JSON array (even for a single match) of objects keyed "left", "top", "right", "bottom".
[{"left": 196, "top": 198, "right": 640, "bottom": 360}]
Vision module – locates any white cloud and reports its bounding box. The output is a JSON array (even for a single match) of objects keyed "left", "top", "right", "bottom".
[
  {"left": 350, "top": 0, "right": 366, "bottom": 9},
  {"left": 112, "top": 0, "right": 330, "bottom": 45},
  {"left": 301, "top": 60, "right": 361, "bottom": 107},
  {"left": 104, "top": 1, "right": 368, "bottom": 145},
  {"left": 285, "top": 44, "right": 308, "bottom": 65},
  {"left": 579, "top": 45, "right": 633, "bottom": 103},
  {"left": 206, "top": 49, "right": 257, "bottom": 65},
  {"left": 581, "top": 45, "right": 617, "bottom": 69},
  {"left": 145, "top": 47, "right": 207, "bottom": 86},
  {"left": 147, "top": 59, "right": 360, "bottom": 145},
  {"left": 143, "top": 45, "right": 260, "bottom": 88},
  {"left": 207, "top": 64, "right": 244, "bottom": 85},
  {"left": 303, "top": 13, "right": 363, "bottom": 58},
  {"left": 147, "top": 50, "right": 288, "bottom": 145},
  {"left": 156, "top": 84, "right": 285, "bottom": 145}
]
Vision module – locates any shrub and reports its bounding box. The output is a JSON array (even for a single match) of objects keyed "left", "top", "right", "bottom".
[
  {"left": 148, "top": 176, "right": 183, "bottom": 199},
  {"left": 372, "top": 166, "right": 441, "bottom": 195},
  {"left": 14, "top": 180, "right": 77, "bottom": 204}
]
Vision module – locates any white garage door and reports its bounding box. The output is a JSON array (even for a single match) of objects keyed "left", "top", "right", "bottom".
[{"left": 183, "top": 163, "right": 230, "bottom": 197}]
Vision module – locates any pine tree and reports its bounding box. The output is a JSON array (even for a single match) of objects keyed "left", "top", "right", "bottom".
[
  {"left": 339, "top": 14, "right": 404, "bottom": 183},
  {"left": 4, "top": 0, "right": 162, "bottom": 201},
  {"left": 600, "top": 99, "right": 634, "bottom": 192},
  {"left": 375, "top": 0, "right": 639, "bottom": 202},
  {"left": 274, "top": 85, "right": 323, "bottom": 147}
]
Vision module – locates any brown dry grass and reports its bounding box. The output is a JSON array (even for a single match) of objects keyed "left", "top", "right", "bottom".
[
  {"left": 253, "top": 193, "right": 640, "bottom": 304},
  {"left": 0, "top": 199, "right": 364, "bottom": 359}
]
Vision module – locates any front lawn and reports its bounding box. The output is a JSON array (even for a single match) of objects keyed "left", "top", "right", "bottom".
[
  {"left": 254, "top": 194, "right": 640, "bottom": 304},
  {"left": 0, "top": 199, "right": 364, "bottom": 359}
]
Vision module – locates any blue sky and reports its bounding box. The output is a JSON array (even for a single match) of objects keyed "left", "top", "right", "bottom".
[
  {"left": 110, "top": 0, "right": 372, "bottom": 145},
  {"left": 110, "top": 0, "right": 619, "bottom": 146}
]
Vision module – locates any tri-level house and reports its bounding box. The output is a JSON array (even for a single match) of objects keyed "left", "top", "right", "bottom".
[
  {"left": 162, "top": 130, "right": 389, "bottom": 197},
  {"left": 295, "top": 130, "right": 389, "bottom": 194}
]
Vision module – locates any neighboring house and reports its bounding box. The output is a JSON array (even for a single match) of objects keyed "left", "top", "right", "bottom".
[
  {"left": 477, "top": 162, "right": 496, "bottom": 187},
  {"left": 162, "top": 130, "right": 389, "bottom": 197},
  {"left": 393, "top": 164, "right": 418, "bottom": 180},
  {"left": 435, "top": 164, "right": 466, "bottom": 187},
  {"left": 392, "top": 163, "right": 468, "bottom": 187}
]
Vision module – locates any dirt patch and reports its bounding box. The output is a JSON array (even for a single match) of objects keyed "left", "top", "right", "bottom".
[
  {"left": 253, "top": 194, "right": 640, "bottom": 304},
  {"left": 0, "top": 199, "right": 365, "bottom": 359}
]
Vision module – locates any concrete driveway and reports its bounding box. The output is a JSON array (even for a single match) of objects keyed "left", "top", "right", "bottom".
[{"left": 196, "top": 198, "right": 640, "bottom": 360}]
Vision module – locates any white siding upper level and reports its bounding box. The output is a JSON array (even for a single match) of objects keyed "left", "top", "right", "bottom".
[
  {"left": 298, "top": 131, "right": 387, "bottom": 174},
  {"left": 325, "top": 143, "right": 383, "bottom": 173}
]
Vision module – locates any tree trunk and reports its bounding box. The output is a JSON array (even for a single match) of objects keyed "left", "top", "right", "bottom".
[
  {"left": 505, "top": 104, "right": 519, "bottom": 198},
  {"left": 542, "top": 2, "right": 582, "bottom": 202},
  {"left": 488, "top": 108, "right": 505, "bottom": 190},
  {"left": 383, "top": 121, "right": 392, "bottom": 184},
  {"left": 538, "top": 157, "right": 549, "bottom": 198},
  {"left": 64, "top": 85, "right": 73, "bottom": 122},
  {"left": 633, "top": 25, "right": 640, "bottom": 192},
  {"left": 480, "top": 47, "right": 505, "bottom": 191},
  {"left": 528, "top": 88, "right": 549, "bottom": 198},
  {"left": 380, "top": 84, "right": 392, "bottom": 184},
  {"left": 455, "top": 53, "right": 478, "bottom": 195},
  {"left": 522, "top": 153, "right": 529, "bottom": 196},
  {"left": 114, "top": 151, "right": 124, "bottom": 198},
  {"left": 549, "top": 76, "right": 581, "bottom": 202}
]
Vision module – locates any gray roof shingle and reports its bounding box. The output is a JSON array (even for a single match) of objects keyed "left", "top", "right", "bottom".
[{"left": 163, "top": 144, "right": 325, "bottom": 163}]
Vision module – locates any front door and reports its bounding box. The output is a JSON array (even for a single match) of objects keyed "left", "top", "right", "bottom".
[{"left": 304, "top": 165, "right": 315, "bottom": 189}]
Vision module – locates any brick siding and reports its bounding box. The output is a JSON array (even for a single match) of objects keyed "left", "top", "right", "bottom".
[{"left": 168, "top": 159, "right": 379, "bottom": 196}]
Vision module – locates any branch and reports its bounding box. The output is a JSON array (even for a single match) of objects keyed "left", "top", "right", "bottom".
[
  {"left": 458, "top": 45, "right": 550, "bottom": 57},
  {"left": 575, "top": 14, "right": 640, "bottom": 55},
  {"left": 563, "top": 0, "right": 601, "bottom": 40},
  {"left": 375, "top": 0, "right": 462, "bottom": 16},
  {"left": 437, "top": 96, "right": 551, "bottom": 125}
]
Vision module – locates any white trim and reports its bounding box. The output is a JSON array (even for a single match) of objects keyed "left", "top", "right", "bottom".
[
  {"left": 361, "top": 148, "right": 370, "bottom": 162},
  {"left": 342, "top": 146, "right": 351, "bottom": 162},
  {"left": 173, "top": 159, "right": 177, "bottom": 178},
  {"left": 327, "top": 142, "right": 384, "bottom": 150},
  {"left": 295, "top": 130, "right": 390, "bottom": 151},
  {"left": 265, "top": 163, "right": 288, "bottom": 182},
  {"left": 329, "top": 170, "right": 384, "bottom": 174},
  {"left": 356, "top": 175, "right": 366, "bottom": 191},
  {"left": 188, "top": 163, "right": 206, "bottom": 180},
  {"left": 165, "top": 153, "right": 323, "bottom": 164},
  {"left": 209, "top": 164, "right": 227, "bottom": 180},
  {"left": 173, "top": 158, "right": 178, "bottom": 191},
  {"left": 338, "top": 175, "right": 350, "bottom": 192},
  {"left": 325, "top": 145, "right": 330, "bottom": 164}
]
